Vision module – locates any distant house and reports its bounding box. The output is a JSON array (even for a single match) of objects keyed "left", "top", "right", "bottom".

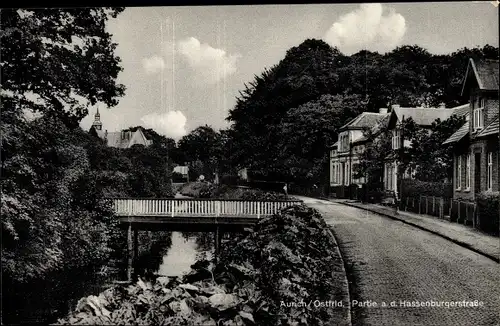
[
  {"left": 173, "top": 165, "right": 189, "bottom": 180},
  {"left": 89, "top": 108, "right": 153, "bottom": 149},
  {"left": 330, "top": 109, "right": 390, "bottom": 189},
  {"left": 443, "top": 58, "right": 499, "bottom": 201},
  {"left": 384, "top": 103, "right": 471, "bottom": 195}
]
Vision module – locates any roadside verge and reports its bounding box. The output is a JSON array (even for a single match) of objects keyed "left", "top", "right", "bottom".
[{"left": 325, "top": 225, "right": 352, "bottom": 326}]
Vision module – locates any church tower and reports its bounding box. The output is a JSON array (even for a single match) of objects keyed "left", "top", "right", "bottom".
[{"left": 92, "top": 107, "right": 103, "bottom": 131}]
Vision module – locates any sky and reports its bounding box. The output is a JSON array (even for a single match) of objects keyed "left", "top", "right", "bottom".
[{"left": 79, "top": 2, "right": 499, "bottom": 140}]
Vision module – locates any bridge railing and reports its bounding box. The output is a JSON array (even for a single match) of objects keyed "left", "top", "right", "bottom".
[{"left": 112, "top": 198, "right": 303, "bottom": 219}]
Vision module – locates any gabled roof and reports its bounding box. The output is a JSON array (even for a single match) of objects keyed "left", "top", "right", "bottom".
[
  {"left": 461, "top": 58, "right": 499, "bottom": 96},
  {"left": 339, "top": 112, "right": 389, "bottom": 131},
  {"left": 390, "top": 107, "right": 458, "bottom": 128},
  {"left": 450, "top": 104, "right": 470, "bottom": 118},
  {"left": 476, "top": 116, "right": 499, "bottom": 138},
  {"left": 98, "top": 129, "right": 152, "bottom": 149},
  {"left": 442, "top": 121, "right": 469, "bottom": 145},
  {"left": 352, "top": 113, "right": 391, "bottom": 145}
]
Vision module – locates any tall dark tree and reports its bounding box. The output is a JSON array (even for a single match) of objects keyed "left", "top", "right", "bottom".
[
  {"left": 227, "top": 39, "right": 347, "bottom": 178},
  {"left": 1, "top": 7, "right": 125, "bottom": 284}
]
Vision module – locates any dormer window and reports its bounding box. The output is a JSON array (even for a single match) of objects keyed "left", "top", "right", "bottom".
[{"left": 473, "top": 98, "right": 485, "bottom": 130}]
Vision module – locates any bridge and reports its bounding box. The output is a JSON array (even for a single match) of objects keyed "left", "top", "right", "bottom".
[
  {"left": 112, "top": 198, "right": 302, "bottom": 228},
  {"left": 111, "top": 197, "right": 303, "bottom": 280}
]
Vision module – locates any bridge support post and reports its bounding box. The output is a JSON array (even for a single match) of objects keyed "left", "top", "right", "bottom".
[
  {"left": 127, "top": 223, "right": 139, "bottom": 282},
  {"left": 133, "top": 228, "right": 138, "bottom": 281},
  {"left": 214, "top": 226, "right": 224, "bottom": 262},
  {"left": 127, "top": 223, "right": 133, "bottom": 282}
]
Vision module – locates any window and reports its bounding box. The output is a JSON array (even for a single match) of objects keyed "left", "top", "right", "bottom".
[
  {"left": 465, "top": 154, "right": 470, "bottom": 190},
  {"left": 332, "top": 163, "right": 336, "bottom": 184},
  {"left": 487, "top": 152, "right": 493, "bottom": 190},
  {"left": 336, "top": 163, "right": 340, "bottom": 185},
  {"left": 457, "top": 156, "right": 462, "bottom": 189},
  {"left": 473, "top": 99, "right": 485, "bottom": 130},
  {"left": 392, "top": 129, "right": 401, "bottom": 149},
  {"left": 344, "top": 163, "right": 349, "bottom": 185}
]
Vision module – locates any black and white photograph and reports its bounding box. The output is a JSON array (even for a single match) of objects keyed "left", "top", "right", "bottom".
[{"left": 1, "top": 2, "right": 499, "bottom": 325}]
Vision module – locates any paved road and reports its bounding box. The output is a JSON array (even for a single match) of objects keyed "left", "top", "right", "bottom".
[{"left": 296, "top": 197, "right": 499, "bottom": 326}]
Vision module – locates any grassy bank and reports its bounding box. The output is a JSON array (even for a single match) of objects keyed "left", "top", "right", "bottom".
[{"left": 56, "top": 203, "right": 347, "bottom": 325}]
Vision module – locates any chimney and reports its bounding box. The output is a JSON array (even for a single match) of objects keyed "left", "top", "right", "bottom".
[
  {"left": 379, "top": 108, "right": 388, "bottom": 114},
  {"left": 121, "top": 130, "right": 124, "bottom": 140},
  {"left": 391, "top": 104, "right": 400, "bottom": 110}
]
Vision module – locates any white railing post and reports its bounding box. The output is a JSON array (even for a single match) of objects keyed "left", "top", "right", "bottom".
[
  {"left": 257, "top": 202, "right": 261, "bottom": 219},
  {"left": 216, "top": 201, "right": 220, "bottom": 217},
  {"left": 172, "top": 200, "right": 175, "bottom": 217}
]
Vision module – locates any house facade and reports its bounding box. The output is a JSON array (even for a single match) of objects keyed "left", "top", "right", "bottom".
[
  {"left": 330, "top": 109, "right": 389, "bottom": 189},
  {"left": 384, "top": 103, "right": 469, "bottom": 196},
  {"left": 443, "top": 58, "right": 499, "bottom": 201},
  {"left": 89, "top": 108, "right": 153, "bottom": 149}
]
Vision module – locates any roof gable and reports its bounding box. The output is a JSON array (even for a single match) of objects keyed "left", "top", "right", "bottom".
[
  {"left": 461, "top": 58, "right": 499, "bottom": 96},
  {"left": 442, "top": 121, "right": 469, "bottom": 145},
  {"left": 339, "top": 112, "right": 388, "bottom": 131},
  {"left": 390, "top": 107, "right": 458, "bottom": 128},
  {"left": 476, "top": 116, "right": 499, "bottom": 138}
]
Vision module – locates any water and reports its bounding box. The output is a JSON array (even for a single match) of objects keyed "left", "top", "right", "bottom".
[{"left": 156, "top": 232, "right": 213, "bottom": 277}]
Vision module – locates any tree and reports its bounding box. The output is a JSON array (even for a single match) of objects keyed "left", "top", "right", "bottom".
[
  {"left": 227, "top": 39, "right": 347, "bottom": 178},
  {"left": 277, "top": 94, "right": 366, "bottom": 184},
  {"left": 355, "top": 125, "right": 392, "bottom": 185},
  {"left": 178, "top": 125, "right": 221, "bottom": 180},
  {"left": 411, "top": 114, "right": 467, "bottom": 181},
  {"left": 1, "top": 8, "right": 125, "bottom": 127},
  {"left": 1, "top": 7, "right": 125, "bottom": 284}
]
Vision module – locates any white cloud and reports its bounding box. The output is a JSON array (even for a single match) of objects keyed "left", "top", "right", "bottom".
[
  {"left": 141, "top": 110, "right": 187, "bottom": 140},
  {"left": 142, "top": 55, "right": 166, "bottom": 74},
  {"left": 177, "top": 37, "right": 241, "bottom": 85},
  {"left": 324, "top": 3, "right": 406, "bottom": 55}
]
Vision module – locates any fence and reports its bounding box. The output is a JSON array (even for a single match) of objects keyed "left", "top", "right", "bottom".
[
  {"left": 400, "top": 196, "right": 477, "bottom": 226},
  {"left": 112, "top": 198, "right": 303, "bottom": 219}
]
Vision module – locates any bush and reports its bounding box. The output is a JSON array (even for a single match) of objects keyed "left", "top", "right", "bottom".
[
  {"left": 400, "top": 179, "right": 453, "bottom": 199},
  {"left": 171, "top": 172, "right": 185, "bottom": 183},
  {"left": 476, "top": 192, "right": 499, "bottom": 235},
  {"left": 220, "top": 174, "right": 239, "bottom": 186}
]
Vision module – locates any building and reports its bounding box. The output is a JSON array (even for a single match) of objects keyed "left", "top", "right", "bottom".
[
  {"left": 330, "top": 109, "right": 390, "bottom": 190},
  {"left": 89, "top": 108, "right": 153, "bottom": 149},
  {"left": 173, "top": 165, "right": 189, "bottom": 180},
  {"left": 384, "top": 103, "right": 469, "bottom": 196},
  {"left": 443, "top": 58, "right": 499, "bottom": 201}
]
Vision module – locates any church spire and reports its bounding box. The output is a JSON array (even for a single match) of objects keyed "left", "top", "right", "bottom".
[{"left": 92, "top": 107, "right": 102, "bottom": 130}]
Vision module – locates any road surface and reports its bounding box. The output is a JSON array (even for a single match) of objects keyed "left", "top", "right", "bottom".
[{"left": 296, "top": 196, "right": 499, "bottom": 326}]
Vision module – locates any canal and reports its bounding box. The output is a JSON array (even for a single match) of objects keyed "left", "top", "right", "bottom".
[{"left": 3, "top": 193, "right": 215, "bottom": 325}]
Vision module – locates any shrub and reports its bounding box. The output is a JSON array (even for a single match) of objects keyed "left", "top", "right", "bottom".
[
  {"left": 400, "top": 179, "right": 453, "bottom": 199},
  {"left": 220, "top": 174, "right": 239, "bottom": 186},
  {"left": 476, "top": 192, "right": 499, "bottom": 235},
  {"left": 171, "top": 172, "right": 185, "bottom": 183}
]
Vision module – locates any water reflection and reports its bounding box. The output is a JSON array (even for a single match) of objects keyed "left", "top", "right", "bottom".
[{"left": 156, "top": 232, "right": 213, "bottom": 276}]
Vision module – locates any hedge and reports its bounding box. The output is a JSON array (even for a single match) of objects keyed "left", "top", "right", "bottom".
[
  {"left": 400, "top": 179, "right": 453, "bottom": 199},
  {"left": 476, "top": 192, "right": 499, "bottom": 235}
]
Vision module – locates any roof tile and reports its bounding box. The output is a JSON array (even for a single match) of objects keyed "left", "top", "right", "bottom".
[
  {"left": 476, "top": 116, "right": 499, "bottom": 138},
  {"left": 443, "top": 121, "right": 469, "bottom": 145}
]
